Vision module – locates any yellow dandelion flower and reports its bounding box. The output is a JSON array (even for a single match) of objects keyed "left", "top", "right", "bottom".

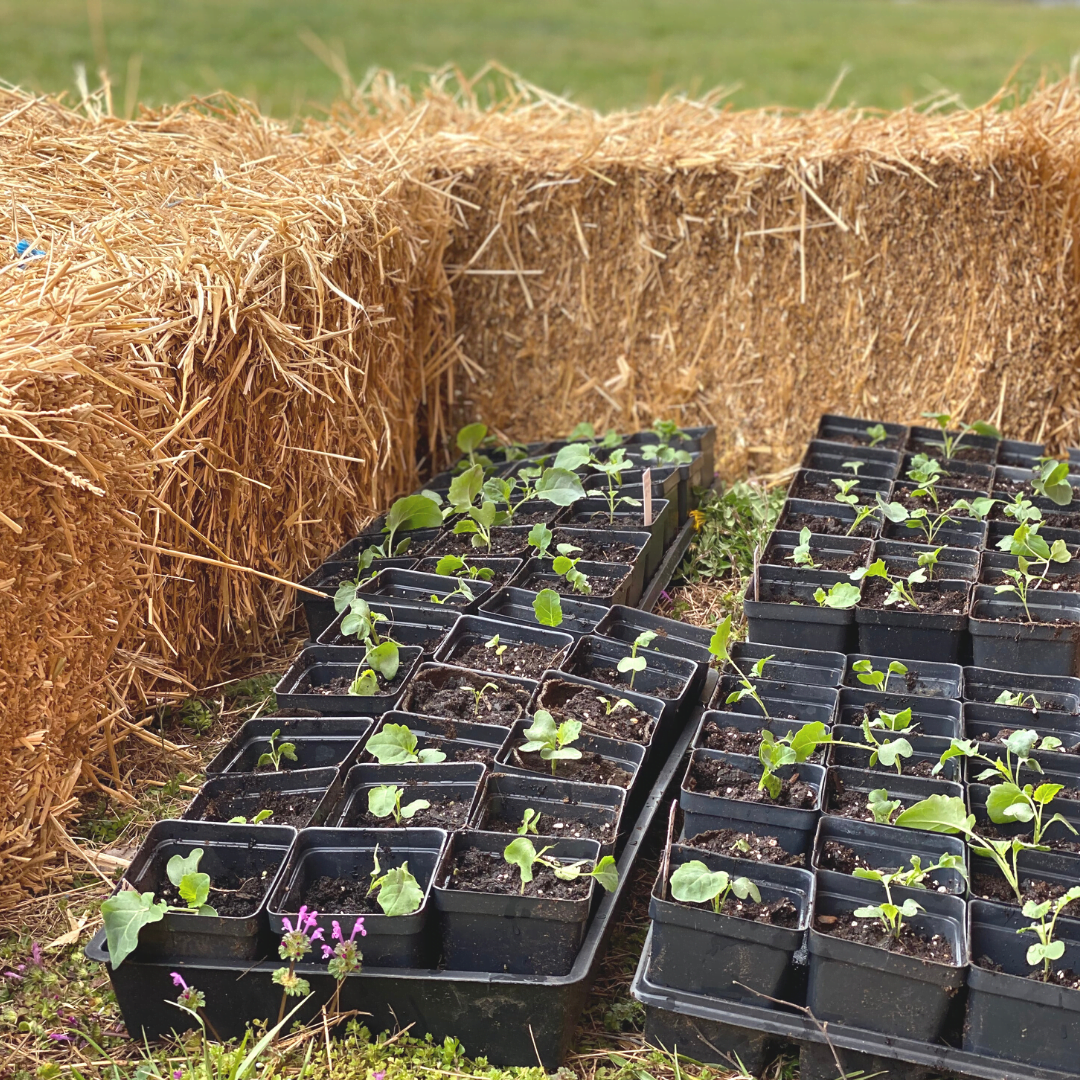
[{"left": 690, "top": 509, "right": 706, "bottom": 531}]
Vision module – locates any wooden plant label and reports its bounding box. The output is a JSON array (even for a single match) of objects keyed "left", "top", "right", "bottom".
[{"left": 642, "top": 467, "right": 653, "bottom": 526}]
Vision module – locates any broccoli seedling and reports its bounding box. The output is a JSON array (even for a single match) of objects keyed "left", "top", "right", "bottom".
[
  {"left": 552, "top": 543, "right": 592, "bottom": 595},
  {"left": 708, "top": 614, "right": 770, "bottom": 717},
  {"left": 789, "top": 526, "right": 818, "bottom": 569},
  {"left": 366, "top": 722, "right": 446, "bottom": 765},
  {"left": 917, "top": 546, "right": 944, "bottom": 580},
  {"left": 867, "top": 787, "right": 903, "bottom": 824},
  {"left": 852, "top": 873, "right": 923, "bottom": 940},
  {"left": 519, "top": 710, "right": 582, "bottom": 775},
  {"left": 724, "top": 654, "right": 774, "bottom": 718},
  {"left": 336, "top": 596, "right": 390, "bottom": 645},
  {"left": 527, "top": 522, "right": 554, "bottom": 560},
  {"left": 851, "top": 558, "right": 925, "bottom": 609},
  {"left": 484, "top": 633, "right": 508, "bottom": 665},
  {"left": 533, "top": 588, "right": 564, "bottom": 628},
  {"left": 366, "top": 845, "right": 424, "bottom": 915},
  {"left": 100, "top": 848, "right": 218, "bottom": 967},
  {"left": 227, "top": 809, "right": 274, "bottom": 825},
  {"left": 867, "top": 706, "right": 914, "bottom": 732},
  {"left": 367, "top": 784, "right": 430, "bottom": 826},
  {"left": 995, "top": 690, "right": 1042, "bottom": 710},
  {"left": 349, "top": 640, "right": 401, "bottom": 697},
  {"left": 866, "top": 423, "right": 888, "bottom": 448},
  {"left": 591, "top": 447, "right": 643, "bottom": 524},
  {"left": 640, "top": 419, "right": 692, "bottom": 466},
  {"left": 669, "top": 860, "right": 761, "bottom": 914},
  {"left": 434, "top": 554, "right": 495, "bottom": 582},
  {"left": 852, "top": 658, "right": 908, "bottom": 694},
  {"left": 617, "top": 629, "right": 656, "bottom": 689},
  {"left": 757, "top": 721, "right": 830, "bottom": 799},
  {"left": 447, "top": 464, "right": 509, "bottom": 552},
  {"left": 992, "top": 523, "right": 1072, "bottom": 621},
  {"left": 568, "top": 421, "right": 622, "bottom": 449},
  {"left": 503, "top": 837, "right": 619, "bottom": 894},
  {"left": 919, "top": 413, "right": 1000, "bottom": 460},
  {"left": 1003, "top": 492, "right": 1044, "bottom": 525},
  {"left": 1032, "top": 457, "right": 1074, "bottom": 507},
  {"left": 859, "top": 718, "right": 914, "bottom": 774},
  {"left": 905, "top": 453, "right": 945, "bottom": 509},
  {"left": 257, "top": 729, "right": 298, "bottom": 771},
  {"left": 517, "top": 809, "right": 541, "bottom": 836},
  {"left": 813, "top": 581, "right": 861, "bottom": 609},
  {"left": 470, "top": 681, "right": 500, "bottom": 716},
  {"left": 598, "top": 695, "right": 634, "bottom": 715},
  {"left": 1020, "top": 888, "right": 1080, "bottom": 981}
]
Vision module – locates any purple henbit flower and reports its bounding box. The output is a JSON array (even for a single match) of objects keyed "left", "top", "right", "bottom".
[
  {"left": 170, "top": 972, "right": 188, "bottom": 991},
  {"left": 321, "top": 944, "right": 334, "bottom": 960},
  {"left": 373, "top": 1071, "right": 386, "bottom": 1080},
  {"left": 30, "top": 943, "right": 43, "bottom": 968},
  {"left": 173, "top": 1072, "right": 183, "bottom": 1079},
  {"left": 48, "top": 1033, "right": 73, "bottom": 1043}
]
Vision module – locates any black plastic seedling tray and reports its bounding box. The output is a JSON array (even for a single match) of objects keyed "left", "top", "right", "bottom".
[
  {"left": 632, "top": 924, "right": 1080, "bottom": 1080},
  {"left": 86, "top": 707, "right": 697, "bottom": 1068}
]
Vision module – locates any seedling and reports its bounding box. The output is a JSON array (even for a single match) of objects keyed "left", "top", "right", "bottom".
[
  {"left": 859, "top": 717, "right": 914, "bottom": 774},
  {"left": 448, "top": 464, "right": 509, "bottom": 551},
  {"left": 502, "top": 837, "right": 619, "bottom": 894},
  {"left": 485, "top": 633, "right": 508, "bottom": 664},
  {"left": 568, "top": 421, "right": 622, "bottom": 449},
  {"left": 790, "top": 526, "right": 818, "bottom": 569},
  {"left": 896, "top": 794, "right": 1035, "bottom": 904},
  {"left": 852, "top": 871, "right": 924, "bottom": 940},
  {"left": 640, "top": 419, "right": 692, "bottom": 466},
  {"left": 337, "top": 493, "right": 445, "bottom": 593},
  {"left": 950, "top": 497, "right": 997, "bottom": 521},
  {"left": 552, "top": 543, "right": 592, "bottom": 595},
  {"left": 336, "top": 595, "right": 390, "bottom": 645},
  {"left": 101, "top": 849, "right": 218, "bottom": 966},
  {"left": 813, "top": 581, "right": 861, "bottom": 609},
  {"left": 349, "top": 639, "right": 401, "bottom": 696},
  {"left": 470, "top": 681, "right": 500, "bottom": 716},
  {"left": 866, "top": 423, "right": 888, "bottom": 448},
  {"left": 617, "top": 629, "right": 656, "bottom": 689},
  {"left": 367, "top": 784, "right": 430, "bottom": 826},
  {"left": 933, "top": 729, "right": 1073, "bottom": 847},
  {"left": 227, "top": 809, "right": 274, "bottom": 825},
  {"left": 366, "top": 723, "right": 447, "bottom": 765},
  {"left": 456, "top": 422, "right": 491, "bottom": 469},
  {"left": 917, "top": 546, "right": 944, "bottom": 580},
  {"left": 591, "top": 447, "right": 643, "bottom": 524},
  {"left": 668, "top": 860, "right": 761, "bottom": 914},
  {"left": 867, "top": 706, "right": 915, "bottom": 732},
  {"left": 1020, "top": 888, "right": 1080, "bottom": 981},
  {"left": 257, "top": 729, "right": 298, "bottom": 771},
  {"left": 758, "top": 721, "right": 830, "bottom": 799},
  {"left": 843, "top": 496, "right": 882, "bottom": 537},
  {"left": 518, "top": 809, "right": 541, "bottom": 835},
  {"left": 851, "top": 558, "right": 925, "bottom": 609},
  {"left": 867, "top": 787, "right": 903, "bottom": 824},
  {"left": 428, "top": 578, "right": 475, "bottom": 605},
  {"left": 996, "top": 690, "right": 1042, "bottom": 710},
  {"left": 832, "top": 476, "right": 861, "bottom": 506},
  {"left": 527, "top": 522, "right": 554, "bottom": 559},
  {"left": 856, "top": 853, "right": 966, "bottom": 892},
  {"left": 993, "top": 524, "right": 1072, "bottom": 621},
  {"left": 533, "top": 588, "right": 564, "bottom": 628},
  {"left": 434, "top": 554, "right": 495, "bottom": 582},
  {"left": 367, "top": 845, "right": 424, "bottom": 916},
  {"left": 905, "top": 454, "right": 945, "bottom": 509},
  {"left": 919, "top": 413, "right": 1000, "bottom": 460},
  {"left": 852, "top": 658, "right": 908, "bottom": 694},
  {"left": 520, "top": 710, "right": 582, "bottom": 775},
  {"left": 484, "top": 457, "right": 587, "bottom": 523},
  {"left": 598, "top": 695, "right": 634, "bottom": 715},
  {"left": 1003, "top": 492, "right": 1043, "bottom": 525},
  {"left": 709, "top": 614, "right": 770, "bottom": 718},
  {"left": 1033, "top": 457, "right": 1074, "bottom": 507}
]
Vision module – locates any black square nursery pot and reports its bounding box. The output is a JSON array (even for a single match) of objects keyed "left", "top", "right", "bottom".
[
  {"left": 495, "top": 719, "right": 646, "bottom": 790},
  {"left": 116, "top": 821, "right": 297, "bottom": 962},
  {"left": 963, "top": 701, "right": 1080, "bottom": 753},
  {"left": 358, "top": 568, "right": 493, "bottom": 609},
  {"left": 329, "top": 762, "right": 485, "bottom": 831},
  {"left": 362, "top": 712, "right": 512, "bottom": 769},
  {"left": 399, "top": 662, "right": 537, "bottom": 725},
  {"left": 962, "top": 665, "right": 1080, "bottom": 712},
  {"left": 411, "top": 556, "right": 525, "bottom": 593},
  {"left": 880, "top": 514, "right": 987, "bottom": 551},
  {"left": 432, "top": 830, "right": 603, "bottom": 976},
  {"left": 842, "top": 651, "right": 963, "bottom": 699},
  {"left": 870, "top": 538, "right": 980, "bottom": 584},
  {"left": 969, "top": 586, "right": 1080, "bottom": 676},
  {"left": 966, "top": 899, "right": 1080, "bottom": 1072},
  {"left": 517, "top": 556, "right": 643, "bottom": 607},
  {"left": 274, "top": 644, "right": 423, "bottom": 717},
  {"left": 777, "top": 497, "right": 882, "bottom": 540},
  {"left": 823, "top": 765, "right": 964, "bottom": 826},
  {"left": 297, "top": 557, "right": 419, "bottom": 640},
  {"left": 838, "top": 686, "right": 963, "bottom": 738},
  {"left": 267, "top": 827, "right": 447, "bottom": 968},
  {"left": 692, "top": 710, "right": 830, "bottom": 763},
  {"left": 205, "top": 716, "right": 374, "bottom": 775},
  {"left": 827, "top": 725, "right": 962, "bottom": 782},
  {"left": 184, "top": 767, "right": 342, "bottom": 829},
  {"left": 708, "top": 676, "right": 838, "bottom": 726},
  {"left": 478, "top": 587, "right": 609, "bottom": 637},
  {"left": 648, "top": 843, "right": 814, "bottom": 1003},
  {"left": 801, "top": 439, "right": 900, "bottom": 480},
  {"left": 814, "top": 414, "right": 907, "bottom": 450},
  {"left": 432, "top": 615, "right": 575, "bottom": 681},
  {"left": 595, "top": 605, "right": 713, "bottom": 665},
  {"left": 854, "top": 579, "right": 971, "bottom": 665},
  {"left": 551, "top": 521, "right": 662, "bottom": 580},
  {"left": 729, "top": 641, "right": 846, "bottom": 689},
  {"left": 561, "top": 497, "right": 675, "bottom": 549},
  {"left": 905, "top": 426, "right": 1000, "bottom": 466},
  {"left": 316, "top": 598, "right": 462, "bottom": 654},
  {"left": 742, "top": 566, "right": 857, "bottom": 654},
  {"left": 560, "top": 634, "right": 705, "bottom": 718},
  {"left": 807, "top": 869, "right": 968, "bottom": 1042},
  {"left": 787, "top": 467, "right": 893, "bottom": 505},
  {"left": 811, "top": 815, "right": 968, "bottom": 896},
  {"left": 680, "top": 749, "right": 825, "bottom": 857},
  {"left": 471, "top": 772, "right": 628, "bottom": 857},
  {"left": 762, "top": 528, "right": 871, "bottom": 575}
]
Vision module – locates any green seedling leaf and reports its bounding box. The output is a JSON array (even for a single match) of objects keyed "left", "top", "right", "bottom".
[
  {"left": 592, "top": 855, "right": 620, "bottom": 893},
  {"left": 708, "top": 615, "right": 733, "bottom": 664},
  {"left": 504, "top": 837, "right": 543, "bottom": 887},
  {"left": 101, "top": 891, "right": 168, "bottom": 967},
  {"left": 669, "top": 861, "right": 731, "bottom": 905},
  {"left": 177, "top": 872, "right": 211, "bottom": 910},
  {"left": 365, "top": 640, "right": 401, "bottom": 681},
  {"left": 371, "top": 862, "right": 424, "bottom": 916},
  {"left": 367, "top": 785, "right": 401, "bottom": 819},
  {"left": 533, "top": 588, "right": 564, "bottom": 627},
  {"left": 386, "top": 493, "right": 444, "bottom": 535},
  {"left": 456, "top": 423, "right": 488, "bottom": 456},
  {"left": 435, "top": 554, "right": 467, "bottom": 576},
  {"left": 534, "top": 468, "right": 587, "bottom": 506},
  {"left": 617, "top": 656, "right": 647, "bottom": 674},
  {"left": 987, "top": 782, "right": 1035, "bottom": 824},
  {"left": 166, "top": 849, "right": 204, "bottom": 889},
  {"left": 527, "top": 522, "right": 554, "bottom": 557},
  {"left": 518, "top": 808, "right": 541, "bottom": 835},
  {"left": 349, "top": 669, "right": 380, "bottom": 696},
  {"left": 553, "top": 443, "right": 593, "bottom": 472},
  {"left": 367, "top": 723, "right": 420, "bottom": 764},
  {"left": 814, "top": 582, "right": 861, "bottom": 609},
  {"left": 867, "top": 788, "right": 902, "bottom": 824},
  {"left": 895, "top": 794, "right": 975, "bottom": 834}
]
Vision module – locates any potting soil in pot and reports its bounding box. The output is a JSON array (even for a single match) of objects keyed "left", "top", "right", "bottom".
[
  {"left": 198, "top": 789, "right": 322, "bottom": 828},
  {"left": 478, "top": 805, "right": 617, "bottom": 845},
  {"left": 453, "top": 641, "right": 560, "bottom": 679},
  {"left": 506, "top": 746, "right": 635, "bottom": 787},
  {"left": 544, "top": 686, "right": 656, "bottom": 743},
  {"left": 814, "top": 910, "right": 955, "bottom": 962},
  {"left": 441, "top": 846, "right": 590, "bottom": 901},
  {"left": 406, "top": 672, "right": 531, "bottom": 721},
  {"left": 683, "top": 828, "right": 806, "bottom": 867},
  {"left": 160, "top": 869, "right": 264, "bottom": 917},
  {"left": 686, "top": 757, "right": 818, "bottom": 809}
]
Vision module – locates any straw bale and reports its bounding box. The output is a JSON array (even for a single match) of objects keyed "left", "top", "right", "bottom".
[
  {"left": 0, "top": 89, "right": 455, "bottom": 902},
  {"left": 376, "top": 75, "right": 1080, "bottom": 472}
]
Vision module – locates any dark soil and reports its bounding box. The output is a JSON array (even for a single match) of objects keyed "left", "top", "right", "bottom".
[
  {"left": 421, "top": 530, "right": 529, "bottom": 557},
  {"left": 686, "top": 828, "right": 806, "bottom": 867},
  {"left": 686, "top": 757, "right": 819, "bottom": 809},
  {"left": 479, "top": 806, "right": 616, "bottom": 844},
  {"left": 294, "top": 669, "right": 405, "bottom": 697},
  {"left": 669, "top": 888, "right": 800, "bottom": 926},
  {"left": 441, "top": 846, "right": 591, "bottom": 900},
  {"left": 825, "top": 774, "right": 921, "bottom": 821},
  {"left": 425, "top": 741, "right": 496, "bottom": 766},
  {"left": 551, "top": 530, "right": 640, "bottom": 564},
  {"left": 505, "top": 747, "right": 635, "bottom": 787},
  {"left": 979, "top": 608, "right": 1080, "bottom": 626},
  {"left": 520, "top": 571, "right": 627, "bottom": 600},
  {"left": 404, "top": 670, "right": 532, "bottom": 721},
  {"left": 412, "top": 559, "right": 516, "bottom": 590},
  {"left": 764, "top": 542, "right": 869, "bottom": 573},
  {"left": 342, "top": 790, "right": 474, "bottom": 830},
  {"left": 200, "top": 789, "right": 322, "bottom": 828},
  {"left": 160, "top": 869, "right": 264, "bottom": 918},
  {"left": 981, "top": 570, "right": 1080, "bottom": 595},
  {"left": 564, "top": 655, "right": 680, "bottom": 699},
  {"left": 697, "top": 720, "right": 824, "bottom": 761},
  {"left": 990, "top": 505, "right": 1080, "bottom": 529},
  {"left": 570, "top": 511, "right": 653, "bottom": 530},
  {"left": 818, "top": 431, "right": 902, "bottom": 450},
  {"left": 835, "top": 746, "right": 948, "bottom": 778},
  {"left": 779, "top": 510, "right": 876, "bottom": 538},
  {"left": 452, "top": 640, "right": 563, "bottom": 679},
  {"left": 819, "top": 841, "right": 960, "bottom": 892},
  {"left": 506, "top": 507, "right": 561, "bottom": 526},
  {"left": 299, "top": 874, "right": 395, "bottom": 916},
  {"left": 908, "top": 439, "right": 995, "bottom": 464},
  {"left": 973, "top": 726, "right": 1080, "bottom": 754},
  {"left": 543, "top": 685, "right": 656, "bottom": 743},
  {"left": 815, "top": 910, "right": 956, "bottom": 962},
  {"left": 976, "top": 822, "right": 1080, "bottom": 854},
  {"left": 973, "top": 871, "right": 1080, "bottom": 912},
  {"left": 975, "top": 956, "right": 1080, "bottom": 988},
  {"left": 858, "top": 577, "right": 968, "bottom": 614},
  {"left": 326, "top": 625, "right": 448, "bottom": 653}
]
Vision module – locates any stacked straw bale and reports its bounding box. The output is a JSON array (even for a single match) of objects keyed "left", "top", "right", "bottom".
[
  {"left": 393, "top": 77, "right": 1080, "bottom": 474},
  {"left": 0, "top": 90, "right": 455, "bottom": 902}
]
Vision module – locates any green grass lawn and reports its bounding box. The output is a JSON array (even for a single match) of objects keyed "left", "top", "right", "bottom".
[{"left": 1, "top": 0, "right": 1079, "bottom": 117}]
